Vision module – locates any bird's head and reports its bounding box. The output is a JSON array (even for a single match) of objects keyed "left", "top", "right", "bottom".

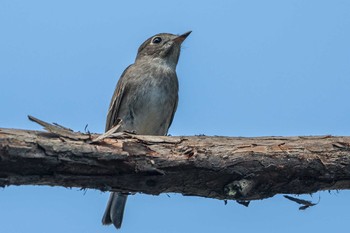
[{"left": 135, "top": 31, "right": 191, "bottom": 69}]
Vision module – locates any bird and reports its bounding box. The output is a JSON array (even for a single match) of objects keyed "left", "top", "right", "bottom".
[{"left": 101, "top": 31, "right": 191, "bottom": 230}]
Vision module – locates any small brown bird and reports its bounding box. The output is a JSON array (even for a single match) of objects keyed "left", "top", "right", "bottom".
[{"left": 102, "top": 31, "right": 191, "bottom": 230}]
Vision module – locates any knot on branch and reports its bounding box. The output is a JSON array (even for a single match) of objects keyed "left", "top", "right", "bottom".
[{"left": 224, "top": 179, "right": 255, "bottom": 198}]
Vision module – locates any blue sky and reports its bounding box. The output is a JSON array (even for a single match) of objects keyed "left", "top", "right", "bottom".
[{"left": 1, "top": 0, "right": 350, "bottom": 232}]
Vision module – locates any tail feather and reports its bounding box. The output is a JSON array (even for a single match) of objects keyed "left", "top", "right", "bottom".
[{"left": 102, "top": 192, "right": 128, "bottom": 229}]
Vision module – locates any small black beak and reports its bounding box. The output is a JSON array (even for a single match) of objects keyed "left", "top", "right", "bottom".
[{"left": 173, "top": 31, "right": 192, "bottom": 44}]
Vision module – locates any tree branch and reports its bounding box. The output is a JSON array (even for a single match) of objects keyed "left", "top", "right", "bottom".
[{"left": 1, "top": 126, "right": 350, "bottom": 201}]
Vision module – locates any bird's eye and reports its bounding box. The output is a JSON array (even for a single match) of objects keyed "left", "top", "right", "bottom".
[{"left": 152, "top": 37, "right": 162, "bottom": 44}]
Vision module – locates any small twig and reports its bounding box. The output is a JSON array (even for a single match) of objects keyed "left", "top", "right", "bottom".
[
  {"left": 52, "top": 122, "right": 74, "bottom": 132},
  {"left": 284, "top": 195, "right": 318, "bottom": 210},
  {"left": 90, "top": 120, "right": 123, "bottom": 143},
  {"left": 28, "top": 115, "right": 89, "bottom": 141}
]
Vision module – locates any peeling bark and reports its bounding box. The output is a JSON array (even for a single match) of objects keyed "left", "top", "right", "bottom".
[{"left": 1, "top": 127, "right": 350, "bottom": 201}]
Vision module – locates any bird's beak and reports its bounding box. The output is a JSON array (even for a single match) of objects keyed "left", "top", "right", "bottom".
[{"left": 173, "top": 31, "right": 192, "bottom": 44}]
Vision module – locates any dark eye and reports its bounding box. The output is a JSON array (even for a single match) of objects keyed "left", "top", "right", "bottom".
[{"left": 152, "top": 37, "right": 162, "bottom": 44}]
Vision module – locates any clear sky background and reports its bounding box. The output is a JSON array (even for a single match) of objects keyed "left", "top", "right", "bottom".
[{"left": 1, "top": 0, "right": 350, "bottom": 232}]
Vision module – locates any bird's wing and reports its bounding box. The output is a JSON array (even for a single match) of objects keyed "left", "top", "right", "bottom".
[
  {"left": 105, "top": 65, "right": 132, "bottom": 131},
  {"left": 166, "top": 93, "right": 178, "bottom": 134}
]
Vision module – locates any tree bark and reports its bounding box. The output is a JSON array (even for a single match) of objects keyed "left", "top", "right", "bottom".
[{"left": 1, "top": 127, "right": 350, "bottom": 201}]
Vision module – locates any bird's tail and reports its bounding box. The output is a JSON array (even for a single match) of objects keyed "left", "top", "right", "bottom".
[{"left": 102, "top": 192, "right": 128, "bottom": 229}]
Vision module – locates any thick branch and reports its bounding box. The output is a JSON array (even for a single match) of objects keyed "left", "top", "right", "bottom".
[{"left": 1, "top": 127, "right": 350, "bottom": 201}]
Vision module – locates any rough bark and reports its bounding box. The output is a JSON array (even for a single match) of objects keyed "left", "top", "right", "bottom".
[{"left": 1, "top": 127, "right": 350, "bottom": 201}]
